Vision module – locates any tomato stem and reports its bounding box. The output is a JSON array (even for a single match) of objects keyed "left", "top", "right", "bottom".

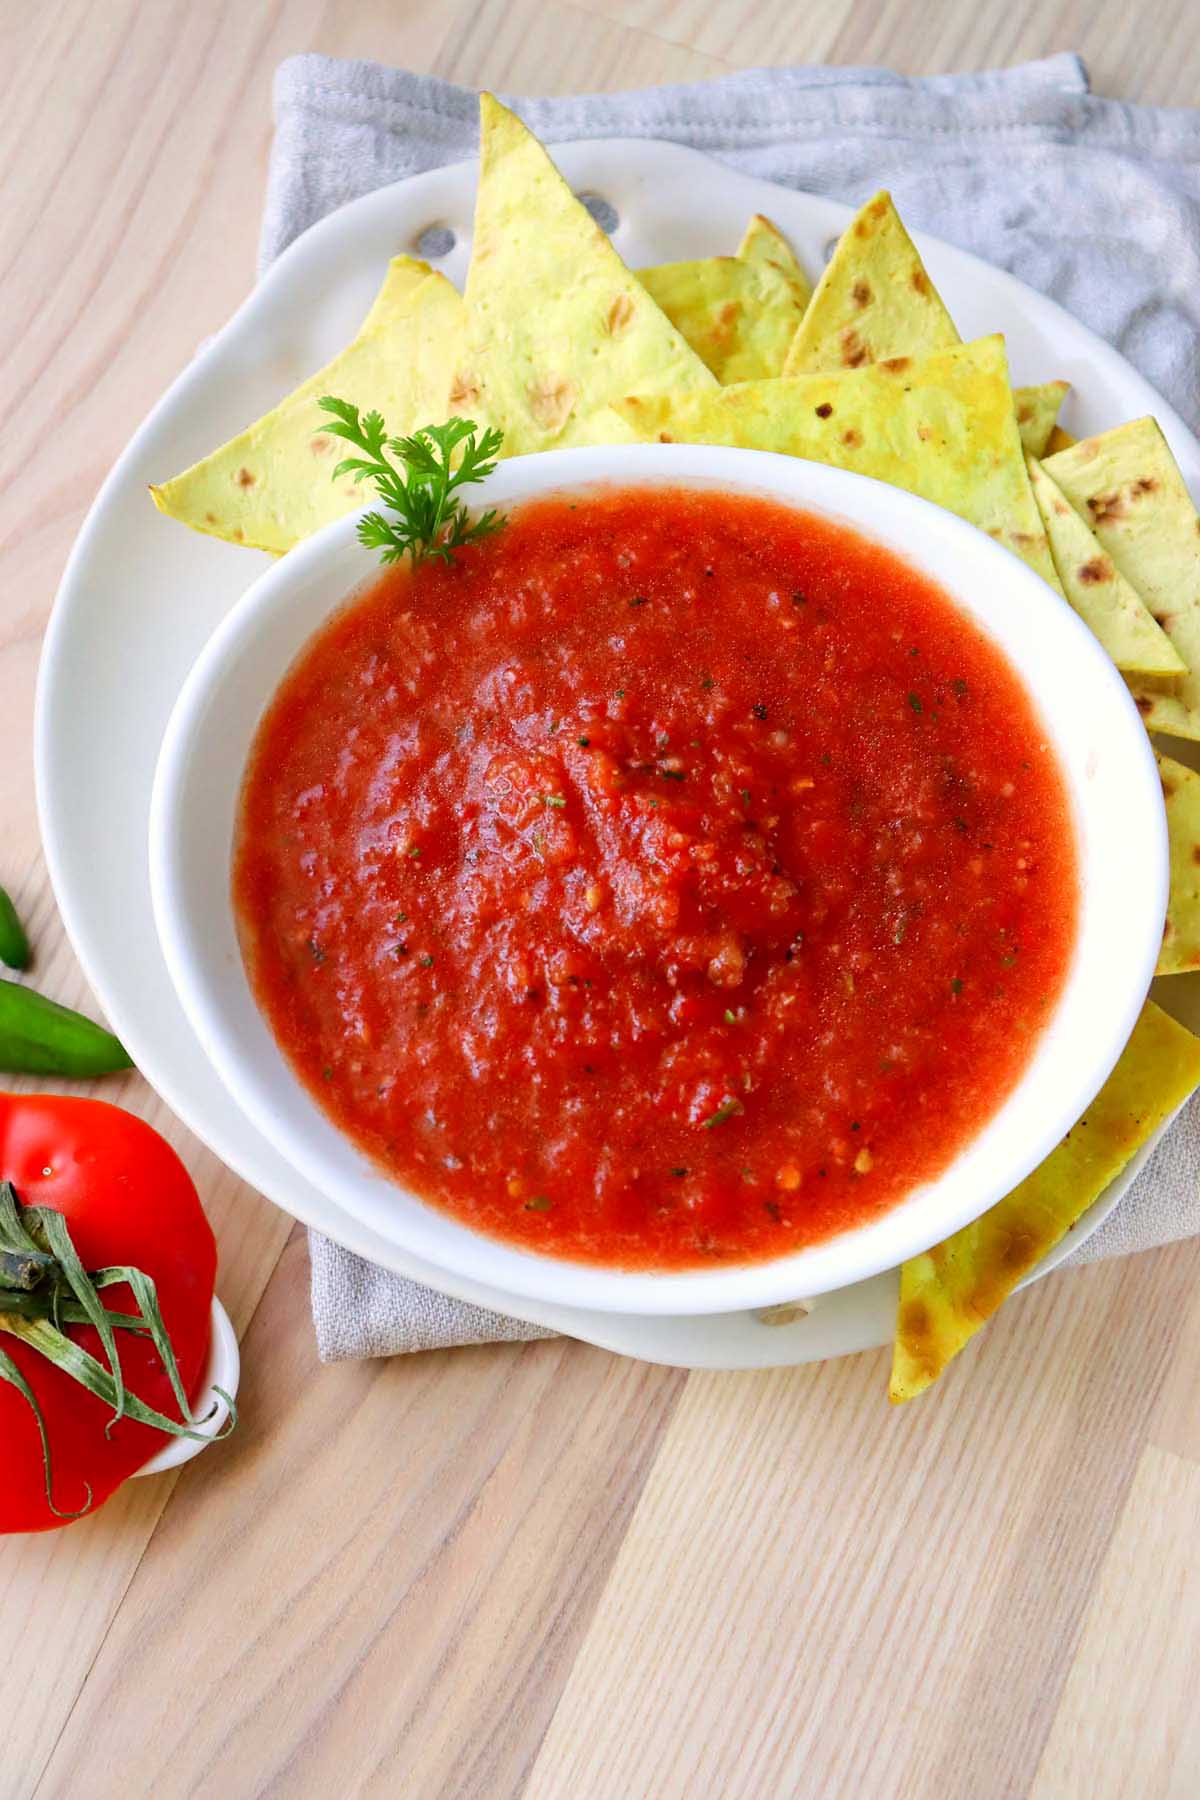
[
  {"left": 0, "top": 1344, "right": 91, "bottom": 1519},
  {"left": 0, "top": 1247, "right": 58, "bottom": 1290},
  {"left": 0, "top": 1181, "right": 235, "bottom": 1520}
]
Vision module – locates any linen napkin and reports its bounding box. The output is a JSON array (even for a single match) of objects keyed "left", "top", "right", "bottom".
[{"left": 261, "top": 52, "right": 1200, "bottom": 1361}]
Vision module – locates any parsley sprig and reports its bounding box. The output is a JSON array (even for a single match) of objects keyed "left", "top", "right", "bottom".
[{"left": 317, "top": 399, "right": 506, "bottom": 567}]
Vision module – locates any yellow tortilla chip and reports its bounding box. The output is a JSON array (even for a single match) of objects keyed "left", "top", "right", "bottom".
[
  {"left": 616, "top": 335, "right": 1062, "bottom": 592},
  {"left": 890, "top": 1001, "right": 1200, "bottom": 1401},
  {"left": 1158, "top": 753, "right": 1200, "bottom": 975},
  {"left": 736, "top": 213, "right": 812, "bottom": 311},
  {"left": 778, "top": 193, "right": 1080, "bottom": 540},
  {"left": 150, "top": 258, "right": 460, "bottom": 554},
  {"left": 1014, "top": 380, "right": 1069, "bottom": 458},
  {"left": 783, "top": 190, "right": 958, "bottom": 374},
  {"left": 1027, "top": 453, "right": 1184, "bottom": 675},
  {"left": 777, "top": 190, "right": 1065, "bottom": 461},
  {"left": 1046, "top": 419, "right": 1200, "bottom": 742},
  {"left": 449, "top": 94, "right": 715, "bottom": 453},
  {"left": 638, "top": 255, "right": 810, "bottom": 383},
  {"left": 1046, "top": 425, "right": 1077, "bottom": 455}
]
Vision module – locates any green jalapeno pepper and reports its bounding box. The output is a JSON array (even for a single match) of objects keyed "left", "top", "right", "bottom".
[
  {"left": 0, "top": 888, "right": 30, "bottom": 971},
  {"left": 0, "top": 981, "right": 131, "bottom": 1077}
]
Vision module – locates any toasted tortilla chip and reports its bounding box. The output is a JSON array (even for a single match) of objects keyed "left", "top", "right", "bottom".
[
  {"left": 616, "top": 335, "right": 1062, "bottom": 591},
  {"left": 783, "top": 190, "right": 958, "bottom": 375},
  {"left": 1046, "top": 425, "right": 1077, "bottom": 455},
  {"left": 737, "top": 213, "right": 812, "bottom": 311},
  {"left": 638, "top": 255, "right": 810, "bottom": 383},
  {"left": 150, "top": 258, "right": 460, "bottom": 554},
  {"left": 1027, "top": 453, "right": 1184, "bottom": 675},
  {"left": 448, "top": 94, "right": 715, "bottom": 454},
  {"left": 1046, "top": 419, "right": 1200, "bottom": 741},
  {"left": 778, "top": 193, "right": 1077, "bottom": 527},
  {"left": 779, "top": 190, "right": 1065, "bottom": 457},
  {"left": 1014, "top": 380, "right": 1069, "bottom": 458},
  {"left": 1158, "top": 753, "right": 1200, "bottom": 975},
  {"left": 890, "top": 1001, "right": 1200, "bottom": 1400}
]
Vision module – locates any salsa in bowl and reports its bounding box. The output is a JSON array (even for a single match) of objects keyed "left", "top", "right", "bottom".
[{"left": 150, "top": 445, "right": 1166, "bottom": 1314}]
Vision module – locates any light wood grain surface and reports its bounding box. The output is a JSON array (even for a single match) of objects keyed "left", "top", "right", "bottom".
[{"left": 4, "top": 5, "right": 1199, "bottom": 1797}]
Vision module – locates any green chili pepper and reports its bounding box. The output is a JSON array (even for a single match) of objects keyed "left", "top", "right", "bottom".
[
  {"left": 0, "top": 888, "right": 30, "bottom": 972},
  {"left": 0, "top": 980, "right": 131, "bottom": 1077}
]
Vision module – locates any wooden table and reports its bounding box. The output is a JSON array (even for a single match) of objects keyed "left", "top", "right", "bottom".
[{"left": 5, "top": 5, "right": 1200, "bottom": 1795}]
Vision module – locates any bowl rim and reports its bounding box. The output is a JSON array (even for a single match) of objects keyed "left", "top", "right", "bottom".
[
  {"left": 149, "top": 443, "right": 1168, "bottom": 1315},
  {"left": 133, "top": 1296, "right": 240, "bottom": 1478}
]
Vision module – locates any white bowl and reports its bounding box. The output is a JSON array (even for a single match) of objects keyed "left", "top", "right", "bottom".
[
  {"left": 150, "top": 444, "right": 1167, "bottom": 1316},
  {"left": 133, "top": 1296, "right": 240, "bottom": 1477}
]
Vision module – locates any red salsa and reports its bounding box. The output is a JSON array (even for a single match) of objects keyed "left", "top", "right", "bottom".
[{"left": 234, "top": 487, "right": 1078, "bottom": 1269}]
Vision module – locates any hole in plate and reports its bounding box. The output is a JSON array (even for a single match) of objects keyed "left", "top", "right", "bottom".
[
  {"left": 575, "top": 193, "right": 619, "bottom": 235},
  {"left": 415, "top": 224, "right": 457, "bottom": 258}
]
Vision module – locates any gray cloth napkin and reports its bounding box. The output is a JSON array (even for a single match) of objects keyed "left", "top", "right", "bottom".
[{"left": 262, "top": 52, "right": 1200, "bottom": 1361}]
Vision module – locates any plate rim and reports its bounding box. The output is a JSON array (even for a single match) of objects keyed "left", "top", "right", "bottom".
[{"left": 34, "top": 137, "right": 1191, "bottom": 1370}]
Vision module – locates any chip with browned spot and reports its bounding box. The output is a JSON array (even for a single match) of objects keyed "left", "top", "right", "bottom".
[
  {"left": 448, "top": 93, "right": 715, "bottom": 453},
  {"left": 783, "top": 190, "right": 959, "bottom": 375},
  {"left": 1047, "top": 419, "right": 1200, "bottom": 741},
  {"left": 890, "top": 1001, "right": 1200, "bottom": 1400},
  {"left": 1026, "top": 453, "right": 1183, "bottom": 675},
  {"left": 150, "top": 257, "right": 462, "bottom": 553},
  {"left": 781, "top": 189, "right": 1069, "bottom": 466},
  {"left": 615, "top": 336, "right": 1063, "bottom": 592},
  {"left": 1013, "top": 379, "right": 1070, "bottom": 458},
  {"left": 638, "top": 252, "right": 810, "bottom": 383}
]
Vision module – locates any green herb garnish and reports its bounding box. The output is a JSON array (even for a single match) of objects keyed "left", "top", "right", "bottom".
[
  {"left": 702, "top": 1096, "right": 744, "bottom": 1130},
  {"left": 317, "top": 401, "right": 506, "bottom": 567}
]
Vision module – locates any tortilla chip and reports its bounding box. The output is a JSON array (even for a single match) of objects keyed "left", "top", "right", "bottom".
[
  {"left": 890, "top": 1000, "right": 1200, "bottom": 1401},
  {"left": 448, "top": 94, "right": 715, "bottom": 454},
  {"left": 1014, "top": 380, "right": 1069, "bottom": 458},
  {"left": 736, "top": 213, "right": 812, "bottom": 311},
  {"left": 1046, "top": 425, "right": 1077, "bottom": 455},
  {"left": 1046, "top": 419, "right": 1200, "bottom": 741},
  {"left": 616, "top": 335, "right": 1063, "bottom": 592},
  {"left": 1027, "top": 453, "right": 1184, "bottom": 676},
  {"left": 1158, "top": 753, "right": 1200, "bottom": 975},
  {"left": 783, "top": 190, "right": 958, "bottom": 375},
  {"left": 778, "top": 193, "right": 1076, "bottom": 513},
  {"left": 638, "top": 255, "right": 810, "bottom": 383},
  {"left": 150, "top": 258, "right": 460, "bottom": 554}
]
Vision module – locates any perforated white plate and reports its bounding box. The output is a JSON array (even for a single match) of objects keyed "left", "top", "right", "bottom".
[{"left": 37, "top": 140, "right": 1200, "bottom": 1369}]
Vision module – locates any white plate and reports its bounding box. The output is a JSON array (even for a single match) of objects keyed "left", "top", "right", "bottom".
[{"left": 36, "top": 139, "right": 1200, "bottom": 1371}]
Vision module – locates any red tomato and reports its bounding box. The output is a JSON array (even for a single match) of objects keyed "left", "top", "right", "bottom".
[{"left": 0, "top": 1095, "right": 216, "bottom": 1533}]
